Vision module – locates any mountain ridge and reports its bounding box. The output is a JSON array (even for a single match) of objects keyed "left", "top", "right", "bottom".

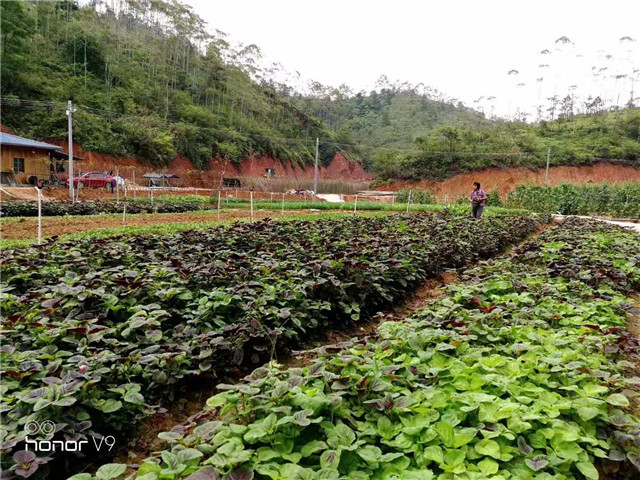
[{"left": 1, "top": 0, "right": 638, "bottom": 183}]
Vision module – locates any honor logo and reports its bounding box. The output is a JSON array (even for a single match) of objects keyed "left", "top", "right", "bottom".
[{"left": 24, "top": 421, "right": 115, "bottom": 452}]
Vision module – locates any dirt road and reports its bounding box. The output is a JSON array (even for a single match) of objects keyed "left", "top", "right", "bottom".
[{"left": 553, "top": 214, "right": 640, "bottom": 233}]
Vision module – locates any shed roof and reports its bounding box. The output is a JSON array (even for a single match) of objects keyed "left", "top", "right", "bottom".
[
  {"left": 51, "top": 150, "right": 84, "bottom": 162},
  {"left": 143, "top": 173, "right": 179, "bottom": 179},
  {"left": 0, "top": 132, "right": 63, "bottom": 151}
]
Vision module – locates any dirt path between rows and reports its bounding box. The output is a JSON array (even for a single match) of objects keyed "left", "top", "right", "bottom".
[
  {"left": 66, "top": 220, "right": 637, "bottom": 478},
  {"left": 553, "top": 214, "right": 640, "bottom": 233},
  {"left": 107, "top": 225, "right": 552, "bottom": 468},
  {"left": 626, "top": 296, "right": 640, "bottom": 378},
  {"left": 108, "top": 272, "right": 459, "bottom": 468},
  {"left": 1, "top": 209, "right": 362, "bottom": 241}
]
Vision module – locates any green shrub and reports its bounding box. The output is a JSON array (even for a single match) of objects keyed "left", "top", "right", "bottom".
[
  {"left": 395, "top": 188, "right": 435, "bottom": 204},
  {"left": 507, "top": 183, "right": 640, "bottom": 218},
  {"left": 485, "top": 190, "right": 503, "bottom": 207}
]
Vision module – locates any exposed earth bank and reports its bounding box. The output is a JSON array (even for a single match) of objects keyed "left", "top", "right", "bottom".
[
  {"left": 384, "top": 163, "right": 640, "bottom": 200},
  {"left": 50, "top": 139, "right": 373, "bottom": 185}
]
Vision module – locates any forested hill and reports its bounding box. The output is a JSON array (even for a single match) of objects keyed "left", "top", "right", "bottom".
[
  {"left": 0, "top": 0, "right": 354, "bottom": 169},
  {"left": 2, "top": 1, "right": 638, "bottom": 181},
  {"left": 295, "top": 86, "right": 491, "bottom": 155},
  {"left": 294, "top": 82, "right": 639, "bottom": 180},
  {"left": 369, "top": 108, "right": 640, "bottom": 181}
]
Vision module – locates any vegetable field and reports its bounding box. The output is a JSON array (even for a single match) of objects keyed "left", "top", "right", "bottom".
[
  {"left": 0, "top": 200, "right": 204, "bottom": 218},
  {"left": 507, "top": 183, "right": 640, "bottom": 218},
  {"left": 67, "top": 218, "right": 640, "bottom": 480},
  {"left": 0, "top": 198, "right": 527, "bottom": 218},
  {"left": 1, "top": 213, "right": 543, "bottom": 478}
]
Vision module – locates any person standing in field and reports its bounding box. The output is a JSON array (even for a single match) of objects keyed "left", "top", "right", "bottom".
[{"left": 470, "top": 182, "right": 487, "bottom": 218}]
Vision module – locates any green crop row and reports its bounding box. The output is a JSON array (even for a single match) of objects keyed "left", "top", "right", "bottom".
[
  {"left": 0, "top": 198, "right": 528, "bottom": 218},
  {"left": 0, "top": 213, "right": 543, "bottom": 478},
  {"left": 507, "top": 183, "right": 640, "bottom": 218},
  {"left": 0, "top": 212, "right": 392, "bottom": 250},
  {"left": 0, "top": 200, "right": 205, "bottom": 217},
  {"left": 83, "top": 218, "right": 640, "bottom": 480}
]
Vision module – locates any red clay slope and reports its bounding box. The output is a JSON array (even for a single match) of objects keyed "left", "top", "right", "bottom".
[
  {"left": 51, "top": 140, "right": 373, "bottom": 186},
  {"left": 386, "top": 163, "right": 640, "bottom": 201}
]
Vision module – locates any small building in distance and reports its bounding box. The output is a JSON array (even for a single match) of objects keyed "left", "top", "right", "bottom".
[
  {"left": 222, "top": 177, "right": 241, "bottom": 189},
  {"left": 143, "top": 172, "right": 179, "bottom": 188},
  {"left": 356, "top": 190, "right": 396, "bottom": 203},
  {"left": 0, "top": 132, "right": 67, "bottom": 185}
]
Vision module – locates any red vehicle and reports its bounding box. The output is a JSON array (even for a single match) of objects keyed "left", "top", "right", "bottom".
[{"left": 66, "top": 172, "right": 115, "bottom": 189}]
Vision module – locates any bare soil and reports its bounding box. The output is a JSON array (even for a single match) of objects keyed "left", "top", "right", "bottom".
[
  {"left": 1, "top": 187, "right": 45, "bottom": 201},
  {"left": 386, "top": 163, "right": 640, "bottom": 201},
  {"left": 625, "top": 295, "right": 640, "bottom": 381},
  {"left": 628, "top": 296, "right": 640, "bottom": 339},
  {"left": 1, "top": 209, "right": 348, "bottom": 241}
]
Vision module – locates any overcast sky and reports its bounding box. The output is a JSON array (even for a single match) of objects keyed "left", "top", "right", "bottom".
[{"left": 185, "top": 0, "right": 639, "bottom": 117}]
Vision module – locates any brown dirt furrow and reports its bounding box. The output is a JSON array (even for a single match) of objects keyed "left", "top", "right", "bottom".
[
  {"left": 111, "top": 272, "right": 458, "bottom": 465},
  {"left": 78, "top": 219, "right": 549, "bottom": 469},
  {"left": 628, "top": 296, "right": 640, "bottom": 339},
  {"left": 1, "top": 209, "right": 347, "bottom": 241}
]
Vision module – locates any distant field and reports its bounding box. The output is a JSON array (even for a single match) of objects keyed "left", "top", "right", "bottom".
[
  {"left": 0, "top": 210, "right": 389, "bottom": 247},
  {"left": 0, "top": 203, "right": 528, "bottom": 247}
]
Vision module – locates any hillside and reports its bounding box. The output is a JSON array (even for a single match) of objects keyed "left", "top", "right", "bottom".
[
  {"left": 0, "top": 0, "right": 354, "bottom": 169},
  {"left": 368, "top": 108, "right": 640, "bottom": 181},
  {"left": 385, "top": 163, "right": 640, "bottom": 202},
  {"left": 1, "top": 1, "right": 638, "bottom": 185},
  {"left": 0, "top": 0, "right": 499, "bottom": 178},
  {"left": 294, "top": 86, "right": 491, "bottom": 158}
]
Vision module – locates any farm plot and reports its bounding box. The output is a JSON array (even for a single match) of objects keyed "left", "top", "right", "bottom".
[
  {"left": 88, "top": 218, "right": 640, "bottom": 480},
  {"left": 1, "top": 210, "right": 382, "bottom": 243},
  {"left": 0, "top": 200, "right": 205, "bottom": 217},
  {"left": 0, "top": 213, "right": 543, "bottom": 478},
  {"left": 0, "top": 197, "right": 529, "bottom": 218},
  {"left": 507, "top": 183, "right": 640, "bottom": 218}
]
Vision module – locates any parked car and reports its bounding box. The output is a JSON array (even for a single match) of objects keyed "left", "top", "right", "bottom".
[{"left": 65, "top": 172, "right": 115, "bottom": 189}]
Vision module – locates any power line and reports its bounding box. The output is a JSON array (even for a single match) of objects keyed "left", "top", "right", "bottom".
[
  {"left": 367, "top": 148, "right": 543, "bottom": 156},
  {"left": 0, "top": 99, "right": 67, "bottom": 107}
]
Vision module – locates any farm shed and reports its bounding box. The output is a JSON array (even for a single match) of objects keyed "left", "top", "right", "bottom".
[
  {"left": 143, "top": 172, "right": 179, "bottom": 187},
  {"left": 222, "top": 177, "right": 241, "bottom": 188},
  {"left": 0, "top": 133, "right": 73, "bottom": 186},
  {"left": 356, "top": 190, "right": 396, "bottom": 203}
]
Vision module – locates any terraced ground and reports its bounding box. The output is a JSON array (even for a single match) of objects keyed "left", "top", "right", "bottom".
[
  {"left": 71, "top": 218, "right": 640, "bottom": 480},
  {"left": 1, "top": 213, "right": 543, "bottom": 479}
]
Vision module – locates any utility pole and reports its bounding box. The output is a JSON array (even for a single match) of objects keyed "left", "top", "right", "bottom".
[
  {"left": 35, "top": 185, "right": 42, "bottom": 245},
  {"left": 313, "top": 137, "right": 319, "bottom": 202},
  {"left": 544, "top": 147, "right": 551, "bottom": 186},
  {"left": 66, "top": 100, "right": 76, "bottom": 200}
]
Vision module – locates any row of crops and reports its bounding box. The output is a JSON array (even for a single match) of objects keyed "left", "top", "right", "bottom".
[
  {"left": 507, "top": 183, "right": 640, "bottom": 218},
  {"left": 0, "top": 198, "right": 526, "bottom": 218},
  {"left": 77, "top": 217, "right": 640, "bottom": 480},
  {"left": 0, "top": 213, "right": 544, "bottom": 478},
  {"left": 4, "top": 183, "right": 639, "bottom": 220},
  {"left": 0, "top": 200, "right": 204, "bottom": 217}
]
